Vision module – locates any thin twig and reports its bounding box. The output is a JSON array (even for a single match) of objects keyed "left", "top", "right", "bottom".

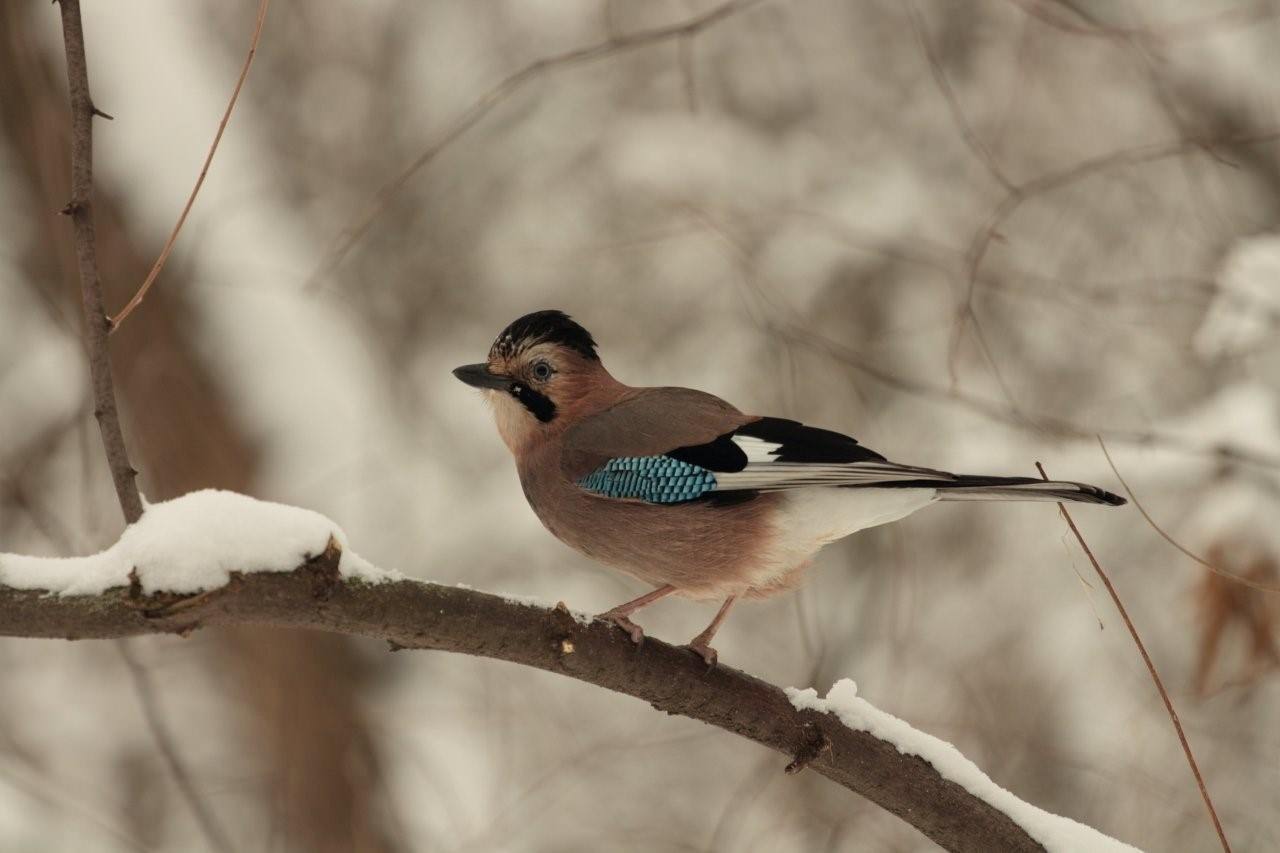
[
  {"left": 304, "top": 0, "right": 762, "bottom": 290},
  {"left": 951, "top": 127, "right": 1280, "bottom": 384},
  {"left": 678, "top": 33, "right": 699, "bottom": 114},
  {"left": 56, "top": 5, "right": 237, "bottom": 850},
  {"left": 1098, "top": 436, "right": 1280, "bottom": 594},
  {"left": 906, "top": 1, "right": 1015, "bottom": 193},
  {"left": 966, "top": 125, "right": 1280, "bottom": 282},
  {"left": 1036, "top": 461, "right": 1231, "bottom": 853},
  {"left": 56, "top": 0, "right": 142, "bottom": 523},
  {"left": 766, "top": 312, "right": 1280, "bottom": 471},
  {"left": 109, "top": 0, "right": 271, "bottom": 334},
  {"left": 0, "top": 760, "right": 149, "bottom": 853},
  {"left": 117, "top": 641, "right": 237, "bottom": 853},
  {"left": 1004, "top": 0, "right": 1277, "bottom": 42}
]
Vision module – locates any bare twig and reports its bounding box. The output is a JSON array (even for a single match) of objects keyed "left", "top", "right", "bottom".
[
  {"left": 304, "top": 0, "right": 762, "bottom": 290},
  {"left": 964, "top": 125, "right": 1280, "bottom": 292},
  {"left": 0, "top": 556, "right": 1051, "bottom": 853},
  {"left": 0, "top": 760, "right": 149, "bottom": 853},
  {"left": 109, "top": 0, "right": 270, "bottom": 334},
  {"left": 1004, "top": 0, "right": 1277, "bottom": 43},
  {"left": 117, "top": 641, "right": 237, "bottom": 853},
  {"left": 56, "top": 0, "right": 142, "bottom": 523},
  {"left": 678, "top": 33, "right": 699, "bottom": 113},
  {"left": 1098, "top": 437, "right": 1280, "bottom": 594},
  {"left": 764, "top": 312, "right": 1280, "bottom": 471},
  {"left": 906, "top": 1, "right": 1015, "bottom": 193},
  {"left": 56, "top": 5, "right": 237, "bottom": 850},
  {"left": 1037, "top": 461, "right": 1230, "bottom": 853},
  {"left": 952, "top": 128, "right": 1280, "bottom": 384}
]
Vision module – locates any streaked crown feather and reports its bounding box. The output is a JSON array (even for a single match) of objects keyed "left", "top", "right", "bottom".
[{"left": 489, "top": 310, "right": 599, "bottom": 362}]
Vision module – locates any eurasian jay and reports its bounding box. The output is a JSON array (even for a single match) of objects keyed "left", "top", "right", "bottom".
[{"left": 454, "top": 310, "right": 1125, "bottom": 664}]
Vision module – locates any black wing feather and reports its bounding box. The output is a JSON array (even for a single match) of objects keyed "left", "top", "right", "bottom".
[
  {"left": 733, "top": 417, "right": 887, "bottom": 463},
  {"left": 665, "top": 433, "right": 748, "bottom": 472}
]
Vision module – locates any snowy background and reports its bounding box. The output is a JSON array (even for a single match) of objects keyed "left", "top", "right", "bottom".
[{"left": 2, "top": 0, "right": 1279, "bottom": 850}]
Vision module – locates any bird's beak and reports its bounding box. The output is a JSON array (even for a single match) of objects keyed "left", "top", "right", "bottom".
[{"left": 452, "top": 363, "right": 511, "bottom": 391}]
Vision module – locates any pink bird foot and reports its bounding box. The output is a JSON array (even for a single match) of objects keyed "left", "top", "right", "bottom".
[
  {"left": 684, "top": 640, "right": 718, "bottom": 667},
  {"left": 598, "top": 610, "right": 645, "bottom": 644}
]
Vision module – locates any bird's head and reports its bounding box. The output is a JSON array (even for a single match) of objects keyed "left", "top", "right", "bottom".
[{"left": 453, "top": 310, "right": 618, "bottom": 452}]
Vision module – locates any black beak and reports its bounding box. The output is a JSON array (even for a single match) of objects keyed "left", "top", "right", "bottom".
[{"left": 452, "top": 363, "right": 511, "bottom": 390}]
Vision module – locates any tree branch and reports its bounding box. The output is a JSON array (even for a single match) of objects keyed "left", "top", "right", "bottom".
[
  {"left": 0, "top": 553, "right": 1050, "bottom": 853},
  {"left": 56, "top": 0, "right": 143, "bottom": 524}
]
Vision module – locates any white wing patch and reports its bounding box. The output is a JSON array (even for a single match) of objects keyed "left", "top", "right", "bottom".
[
  {"left": 718, "top": 435, "right": 950, "bottom": 491},
  {"left": 731, "top": 434, "right": 784, "bottom": 462}
]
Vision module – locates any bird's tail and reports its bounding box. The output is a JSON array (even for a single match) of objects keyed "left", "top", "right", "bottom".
[{"left": 931, "top": 474, "right": 1125, "bottom": 506}]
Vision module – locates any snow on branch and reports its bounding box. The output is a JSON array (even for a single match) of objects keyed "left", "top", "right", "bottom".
[
  {"left": 0, "top": 491, "right": 1145, "bottom": 853},
  {"left": 0, "top": 489, "right": 392, "bottom": 596},
  {"left": 789, "top": 682, "right": 1141, "bottom": 852}
]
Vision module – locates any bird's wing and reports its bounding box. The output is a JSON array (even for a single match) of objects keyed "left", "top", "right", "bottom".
[
  {"left": 706, "top": 418, "right": 950, "bottom": 492},
  {"left": 566, "top": 395, "right": 948, "bottom": 505},
  {"left": 561, "top": 386, "right": 751, "bottom": 477}
]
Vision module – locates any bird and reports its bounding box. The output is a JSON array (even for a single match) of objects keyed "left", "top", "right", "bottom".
[{"left": 454, "top": 310, "right": 1125, "bottom": 665}]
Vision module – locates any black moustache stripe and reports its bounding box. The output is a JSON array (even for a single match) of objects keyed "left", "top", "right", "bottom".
[{"left": 511, "top": 384, "right": 556, "bottom": 422}]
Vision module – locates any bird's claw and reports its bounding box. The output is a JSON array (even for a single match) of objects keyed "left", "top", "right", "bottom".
[
  {"left": 598, "top": 611, "right": 645, "bottom": 644},
  {"left": 684, "top": 641, "right": 718, "bottom": 667}
]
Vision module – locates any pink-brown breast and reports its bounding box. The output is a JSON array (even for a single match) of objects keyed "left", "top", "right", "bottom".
[{"left": 518, "top": 439, "right": 793, "bottom": 600}]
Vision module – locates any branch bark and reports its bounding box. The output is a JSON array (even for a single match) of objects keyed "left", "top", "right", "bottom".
[
  {"left": 1, "top": 554, "right": 1045, "bottom": 853},
  {"left": 56, "top": 0, "right": 143, "bottom": 524}
]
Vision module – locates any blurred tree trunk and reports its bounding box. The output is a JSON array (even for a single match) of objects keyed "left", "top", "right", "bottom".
[{"left": 0, "top": 6, "right": 398, "bottom": 851}]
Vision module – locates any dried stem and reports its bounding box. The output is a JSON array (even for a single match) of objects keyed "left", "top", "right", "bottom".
[
  {"left": 1036, "top": 461, "right": 1230, "bottom": 852},
  {"left": 56, "top": 0, "right": 142, "bottom": 523},
  {"left": 110, "top": 0, "right": 271, "bottom": 334}
]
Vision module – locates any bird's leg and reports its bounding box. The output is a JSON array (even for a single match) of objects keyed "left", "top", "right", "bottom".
[
  {"left": 596, "top": 584, "right": 677, "bottom": 644},
  {"left": 685, "top": 596, "right": 737, "bottom": 666}
]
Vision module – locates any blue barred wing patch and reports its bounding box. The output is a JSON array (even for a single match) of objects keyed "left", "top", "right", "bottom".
[{"left": 577, "top": 456, "right": 717, "bottom": 503}]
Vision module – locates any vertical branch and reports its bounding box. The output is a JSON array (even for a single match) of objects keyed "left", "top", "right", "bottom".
[
  {"left": 56, "top": 0, "right": 143, "bottom": 524},
  {"left": 55, "top": 4, "right": 237, "bottom": 851}
]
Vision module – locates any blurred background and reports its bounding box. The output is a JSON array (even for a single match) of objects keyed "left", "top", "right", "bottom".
[{"left": 2, "top": 0, "right": 1279, "bottom": 850}]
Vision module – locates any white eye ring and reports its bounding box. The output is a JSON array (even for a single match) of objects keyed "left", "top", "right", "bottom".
[{"left": 531, "top": 361, "right": 552, "bottom": 381}]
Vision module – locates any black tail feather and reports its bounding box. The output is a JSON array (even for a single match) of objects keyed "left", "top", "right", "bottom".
[
  {"left": 929, "top": 474, "right": 1126, "bottom": 506},
  {"left": 849, "top": 473, "right": 1125, "bottom": 505}
]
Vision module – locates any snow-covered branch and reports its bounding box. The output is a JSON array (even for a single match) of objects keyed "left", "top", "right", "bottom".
[{"left": 0, "top": 491, "right": 1143, "bottom": 853}]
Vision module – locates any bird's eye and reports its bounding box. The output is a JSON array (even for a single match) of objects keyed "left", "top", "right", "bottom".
[{"left": 531, "top": 361, "right": 553, "bottom": 382}]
